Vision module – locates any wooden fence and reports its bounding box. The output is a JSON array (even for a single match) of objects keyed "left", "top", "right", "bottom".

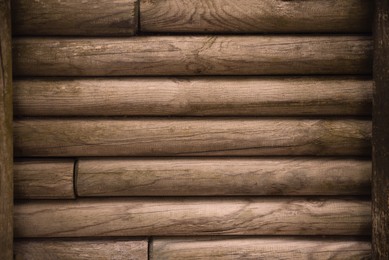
[{"left": 0, "top": 0, "right": 388, "bottom": 259}]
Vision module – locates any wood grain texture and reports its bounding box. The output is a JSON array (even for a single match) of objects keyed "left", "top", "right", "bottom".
[
  {"left": 14, "top": 197, "right": 371, "bottom": 237},
  {"left": 14, "top": 160, "right": 75, "bottom": 199},
  {"left": 76, "top": 158, "right": 371, "bottom": 196},
  {"left": 373, "top": 0, "right": 389, "bottom": 258},
  {"left": 141, "top": 0, "right": 373, "bottom": 33},
  {"left": 13, "top": 77, "right": 372, "bottom": 116},
  {"left": 152, "top": 237, "right": 371, "bottom": 260},
  {"left": 13, "top": 118, "right": 371, "bottom": 157},
  {"left": 12, "top": 0, "right": 138, "bottom": 36},
  {"left": 14, "top": 239, "right": 148, "bottom": 260},
  {"left": 0, "top": 0, "right": 13, "bottom": 259},
  {"left": 12, "top": 36, "right": 372, "bottom": 76}
]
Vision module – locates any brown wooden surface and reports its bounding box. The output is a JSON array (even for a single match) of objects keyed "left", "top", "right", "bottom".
[
  {"left": 14, "top": 198, "right": 371, "bottom": 237},
  {"left": 373, "top": 0, "right": 389, "bottom": 258},
  {"left": 12, "top": 36, "right": 372, "bottom": 76},
  {"left": 14, "top": 118, "right": 371, "bottom": 157},
  {"left": 14, "top": 239, "right": 148, "bottom": 260},
  {"left": 13, "top": 77, "right": 372, "bottom": 116},
  {"left": 14, "top": 160, "right": 75, "bottom": 199},
  {"left": 0, "top": 0, "right": 13, "bottom": 259},
  {"left": 141, "top": 0, "right": 372, "bottom": 33},
  {"left": 77, "top": 158, "right": 371, "bottom": 196},
  {"left": 152, "top": 237, "right": 371, "bottom": 260},
  {"left": 12, "top": 0, "right": 138, "bottom": 36}
]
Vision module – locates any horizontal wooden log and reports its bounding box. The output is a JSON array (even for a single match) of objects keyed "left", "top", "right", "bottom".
[
  {"left": 77, "top": 158, "right": 371, "bottom": 196},
  {"left": 141, "top": 0, "right": 373, "bottom": 33},
  {"left": 152, "top": 237, "right": 371, "bottom": 259},
  {"left": 13, "top": 119, "right": 371, "bottom": 157},
  {"left": 14, "top": 198, "right": 371, "bottom": 237},
  {"left": 14, "top": 239, "right": 147, "bottom": 260},
  {"left": 14, "top": 160, "right": 75, "bottom": 199},
  {"left": 12, "top": 36, "right": 372, "bottom": 76},
  {"left": 13, "top": 77, "right": 372, "bottom": 116},
  {"left": 12, "top": 0, "right": 138, "bottom": 36}
]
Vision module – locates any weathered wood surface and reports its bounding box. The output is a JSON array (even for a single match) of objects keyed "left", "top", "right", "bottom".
[
  {"left": 152, "top": 237, "right": 371, "bottom": 260},
  {"left": 12, "top": 0, "right": 138, "bottom": 36},
  {"left": 12, "top": 36, "right": 372, "bottom": 76},
  {"left": 13, "top": 119, "right": 371, "bottom": 157},
  {"left": 141, "top": 0, "right": 372, "bottom": 33},
  {"left": 14, "top": 239, "right": 148, "bottom": 260},
  {"left": 14, "top": 198, "right": 371, "bottom": 237},
  {"left": 13, "top": 77, "right": 372, "bottom": 116},
  {"left": 0, "top": 0, "right": 13, "bottom": 259},
  {"left": 373, "top": 0, "right": 389, "bottom": 258},
  {"left": 77, "top": 158, "right": 371, "bottom": 196},
  {"left": 14, "top": 160, "right": 75, "bottom": 199}
]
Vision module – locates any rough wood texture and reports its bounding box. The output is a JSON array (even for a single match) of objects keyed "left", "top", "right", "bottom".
[
  {"left": 141, "top": 0, "right": 372, "bottom": 33},
  {"left": 13, "top": 77, "right": 372, "bottom": 116},
  {"left": 14, "top": 160, "right": 75, "bottom": 199},
  {"left": 373, "top": 0, "right": 389, "bottom": 258},
  {"left": 77, "top": 158, "right": 371, "bottom": 196},
  {"left": 12, "top": 0, "right": 138, "bottom": 36},
  {"left": 13, "top": 118, "right": 371, "bottom": 157},
  {"left": 152, "top": 237, "right": 371, "bottom": 260},
  {"left": 14, "top": 198, "right": 371, "bottom": 237},
  {"left": 14, "top": 239, "right": 148, "bottom": 260},
  {"left": 0, "top": 0, "right": 13, "bottom": 259},
  {"left": 12, "top": 36, "right": 372, "bottom": 76}
]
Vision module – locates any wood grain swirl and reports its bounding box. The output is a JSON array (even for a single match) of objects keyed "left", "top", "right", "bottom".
[
  {"left": 13, "top": 77, "right": 372, "bottom": 116},
  {"left": 12, "top": 36, "right": 372, "bottom": 76},
  {"left": 13, "top": 118, "right": 371, "bottom": 157},
  {"left": 141, "top": 0, "right": 372, "bottom": 33},
  {"left": 14, "top": 159, "right": 75, "bottom": 199},
  {"left": 14, "top": 198, "right": 371, "bottom": 237}
]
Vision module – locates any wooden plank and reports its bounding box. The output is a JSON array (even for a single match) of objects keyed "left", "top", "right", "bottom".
[
  {"left": 14, "top": 198, "right": 371, "bottom": 237},
  {"left": 373, "top": 0, "right": 389, "bottom": 258},
  {"left": 0, "top": 0, "right": 13, "bottom": 259},
  {"left": 152, "top": 237, "right": 371, "bottom": 260},
  {"left": 14, "top": 239, "right": 148, "bottom": 260},
  {"left": 13, "top": 118, "right": 371, "bottom": 157},
  {"left": 13, "top": 77, "right": 372, "bottom": 116},
  {"left": 77, "top": 158, "right": 371, "bottom": 196},
  {"left": 141, "top": 0, "right": 372, "bottom": 33},
  {"left": 12, "top": 36, "right": 372, "bottom": 76},
  {"left": 14, "top": 160, "right": 75, "bottom": 199},
  {"left": 12, "top": 0, "right": 138, "bottom": 36}
]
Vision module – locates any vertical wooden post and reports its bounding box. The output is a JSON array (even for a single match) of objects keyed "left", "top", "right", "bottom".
[
  {"left": 0, "top": 0, "right": 13, "bottom": 259},
  {"left": 373, "top": 0, "right": 389, "bottom": 259}
]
